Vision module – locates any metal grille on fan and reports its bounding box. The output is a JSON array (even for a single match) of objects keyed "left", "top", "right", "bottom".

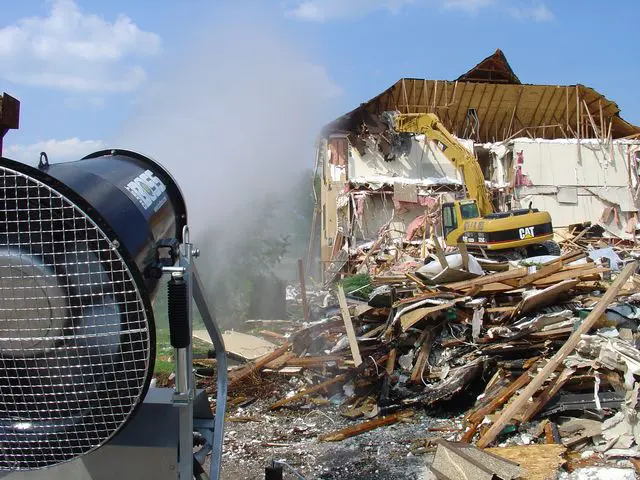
[{"left": 0, "top": 165, "right": 152, "bottom": 470}]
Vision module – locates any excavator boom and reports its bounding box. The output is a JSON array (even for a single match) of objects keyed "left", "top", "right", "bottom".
[
  {"left": 392, "top": 113, "right": 494, "bottom": 216},
  {"left": 386, "top": 111, "right": 558, "bottom": 259}
]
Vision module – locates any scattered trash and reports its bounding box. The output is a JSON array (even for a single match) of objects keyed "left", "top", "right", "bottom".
[{"left": 193, "top": 239, "right": 640, "bottom": 478}]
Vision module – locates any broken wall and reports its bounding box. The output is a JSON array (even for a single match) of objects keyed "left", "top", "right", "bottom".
[
  {"left": 320, "top": 132, "right": 465, "bottom": 281},
  {"left": 348, "top": 135, "right": 468, "bottom": 183},
  {"left": 344, "top": 191, "right": 446, "bottom": 245},
  {"left": 501, "top": 139, "right": 640, "bottom": 239}
]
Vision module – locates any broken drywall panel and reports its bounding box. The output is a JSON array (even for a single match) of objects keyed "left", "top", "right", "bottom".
[
  {"left": 510, "top": 139, "right": 640, "bottom": 188},
  {"left": 586, "top": 187, "right": 638, "bottom": 212},
  {"left": 393, "top": 181, "right": 418, "bottom": 203},
  {"left": 514, "top": 194, "right": 637, "bottom": 238},
  {"left": 557, "top": 187, "right": 578, "bottom": 204},
  {"left": 347, "top": 134, "right": 461, "bottom": 182}
]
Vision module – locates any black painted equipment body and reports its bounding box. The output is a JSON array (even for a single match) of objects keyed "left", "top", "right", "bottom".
[{"left": 0, "top": 149, "right": 187, "bottom": 470}]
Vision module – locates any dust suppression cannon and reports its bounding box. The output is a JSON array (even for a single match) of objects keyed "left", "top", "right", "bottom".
[{"left": 0, "top": 148, "right": 227, "bottom": 479}]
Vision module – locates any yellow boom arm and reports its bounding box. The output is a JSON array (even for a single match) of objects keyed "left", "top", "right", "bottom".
[{"left": 392, "top": 113, "right": 494, "bottom": 216}]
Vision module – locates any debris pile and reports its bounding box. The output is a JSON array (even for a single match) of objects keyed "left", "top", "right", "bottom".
[{"left": 203, "top": 239, "right": 640, "bottom": 478}]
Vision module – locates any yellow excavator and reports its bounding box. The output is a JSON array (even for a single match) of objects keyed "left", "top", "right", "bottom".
[{"left": 385, "top": 112, "right": 560, "bottom": 260}]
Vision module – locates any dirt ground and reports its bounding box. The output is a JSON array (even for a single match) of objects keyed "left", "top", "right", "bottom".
[{"left": 208, "top": 391, "right": 452, "bottom": 479}]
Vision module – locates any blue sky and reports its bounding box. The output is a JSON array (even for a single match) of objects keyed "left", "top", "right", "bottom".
[{"left": 1, "top": 0, "right": 639, "bottom": 165}]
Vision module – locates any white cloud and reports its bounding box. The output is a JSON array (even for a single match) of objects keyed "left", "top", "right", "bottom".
[
  {"left": 510, "top": 1, "right": 554, "bottom": 21},
  {"left": 0, "top": 0, "right": 161, "bottom": 92},
  {"left": 5, "top": 138, "right": 106, "bottom": 164},
  {"left": 284, "top": 0, "right": 417, "bottom": 21}
]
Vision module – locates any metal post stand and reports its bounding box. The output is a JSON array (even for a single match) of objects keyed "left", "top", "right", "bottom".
[{"left": 162, "top": 225, "right": 228, "bottom": 480}]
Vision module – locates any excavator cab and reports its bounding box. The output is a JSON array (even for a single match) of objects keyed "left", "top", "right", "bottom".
[{"left": 442, "top": 199, "right": 480, "bottom": 242}]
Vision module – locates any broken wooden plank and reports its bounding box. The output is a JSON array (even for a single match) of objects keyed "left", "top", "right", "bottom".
[
  {"left": 265, "top": 351, "right": 295, "bottom": 370},
  {"left": 516, "top": 261, "right": 562, "bottom": 288},
  {"left": 259, "top": 330, "right": 287, "bottom": 342},
  {"left": 476, "top": 261, "right": 637, "bottom": 448},
  {"left": 520, "top": 367, "right": 574, "bottom": 423},
  {"left": 410, "top": 326, "right": 439, "bottom": 384},
  {"left": 458, "top": 242, "right": 470, "bottom": 271},
  {"left": 432, "top": 234, "right": 448, "bottom": 269},
  {"left": 360, "top": 323, "right": 386, "bottom": 339},
  {"left": 386, "top": 348, "right": 397, "bottom": 375},
  {"left": 226, "top": 341, "right": 292, "bottom": 390},
  {"left": 270, "top": 373, "right": 348, "bottom": 410},
  {"left": 532, "top": 265, "right": 607, "bottom": 287},
  {"left": 467, "top": 362, "right": 539, "bottom": 426},
  {"left": 405, "top": 272, "right": 429, "bottom": 290},
  {"left": 444, "top": 267, "right": 529, "bottom": 293},
  {"left": 318, "top": 410, "right": 413, "bottom": 442},
  {"left": 400, "top": 302, "right": 455, "bottom": 332},
  {"left": 337, "top": 285, "right": 363, "bottom": 367},
  {"left": 462, "top": 362, "right": 539, "bottom": 443}
]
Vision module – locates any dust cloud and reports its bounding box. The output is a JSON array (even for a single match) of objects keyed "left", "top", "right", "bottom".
[{"left": 116, "top": 7, "right": 339, "bottom": 324}]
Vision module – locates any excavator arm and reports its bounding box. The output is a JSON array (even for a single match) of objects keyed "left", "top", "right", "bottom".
[{"left": 391, "top": 113, "right": 494, "bottom": 216}]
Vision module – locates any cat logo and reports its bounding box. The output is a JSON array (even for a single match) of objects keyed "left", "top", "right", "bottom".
[{"left": 518, "top": 226, "right": 535, "bottom": 239}]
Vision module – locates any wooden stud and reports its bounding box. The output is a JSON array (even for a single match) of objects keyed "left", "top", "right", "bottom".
[{"left": 337, "top": 285, "right": 363, "bottom": 367}]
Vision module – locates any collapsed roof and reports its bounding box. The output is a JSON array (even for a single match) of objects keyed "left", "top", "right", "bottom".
[{"left": 325, "top": 49, "right": 640, "bottom": 143}]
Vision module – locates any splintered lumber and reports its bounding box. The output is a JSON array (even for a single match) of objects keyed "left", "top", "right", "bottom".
[
  {"left": 270, "top": 374, "right": 347, "bottom": 410},
  {"left": 532, "top": 265, "right": 607, "bottom": 287},
  {"left": 467, "top": 362, "right": 539, "bottom": 426},
  {"left": 520, "top": 367, "right": 574, "bottom": 423},
  {"left": 265, "top": 351, "right": 296, "bottom": 370},
  {"left": 462, "top": 362, "right": 539, "bottom": 443},
  {"left": 433, "top": 234, "right": 448, "bottom": 269},
  {"left": 406, "top": 272, "right": 428, "bottom": 289},
  {"left": 444, "top": 267, "right": 528, "bottom": 293},
  {"left": 227, "top": 341, "right": 292, "bottom": 390},
  {"left": 400, "top": 302, "right": 455, "bottom": 332},
  {"left": 516, "top": 262, "right": 562, "bottom": 288},
  {"left": 386, "top": 348, "right": 397, "bottom": 374},
  {"left": 476, "top": 261, "right": 637, "bottom": 448},
  {"left": 337, "top": 285, "right": 363, "bottom": 367},
  {"left": 486, "top": 444, "right": 566, "bottom": 480},
  {"left": 317, "top": 410, "right": 413, "bottom": 442},
  {"left": 410, "top": 326, "right": 439, "bottom": 384}
]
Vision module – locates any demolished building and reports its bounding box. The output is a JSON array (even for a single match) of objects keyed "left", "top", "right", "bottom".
[{"left": 314, "top": 49, "right": 640, "bottom": 282}]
